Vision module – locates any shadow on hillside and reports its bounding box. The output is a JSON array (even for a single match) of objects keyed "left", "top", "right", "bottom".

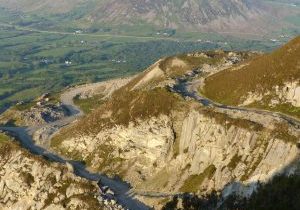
[{"left": 163, "top": 155, "right": 300, "bottom": 210}]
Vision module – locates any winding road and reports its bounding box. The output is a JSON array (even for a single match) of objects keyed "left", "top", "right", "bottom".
[
  {"left": 171, "top": 69, "right": 300, "bottom": 131},
  {"left": 0, "top": 68, "right": 299, "bottom": 209}
]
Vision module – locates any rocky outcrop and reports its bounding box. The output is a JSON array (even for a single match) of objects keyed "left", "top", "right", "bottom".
[
  {"left": 23, "top": 103, "right": 69, "bottom": 125},
  {"left": 56, "top": 115, "right": 174, "bottom": 181},
  {"left": 274, "top": 81, "right": 300, "bottom": 107},
  {"left": 242, "top": 80, "right": 300, "bottom": 107},
  {"left": 0, "top": 135, "right": 123, "bottom": 210},
  {"left": 170, "top": 110, "right": 298, "bottom": 192},
  {"left": 0, "top": 103, "right": 69, "bottom": 127}
]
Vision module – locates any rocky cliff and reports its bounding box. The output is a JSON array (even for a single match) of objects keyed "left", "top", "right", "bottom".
[{"left": 0, "top": 94, "right": 69, "bottom": 127}]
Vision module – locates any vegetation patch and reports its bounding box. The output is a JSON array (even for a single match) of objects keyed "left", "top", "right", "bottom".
[
  {"left": 0, "top": 132, "right": 11, "bottom": 144},
  {"left": 228, "top": 154, "right": 242, "bottom": 171},
  {"left": 164, "top": 175, "right": 300, "bottom": 210},
  {"left": 0, "top": 25, "right": 241, "bottom": 111},
  {"left": 14, "top": 101, "right": 36, "bottom": 111},
  {"left": 200, "top": 108, "right": 264, "bottom": 132},
  {"left": 241, "top": 137, "right": 269, "bottom": 181},
  {"left": 222, "top": 175, "right": 300, "bottom": 210},
  {"left": 180, "top": 165, "right": 216, "bottom": 193},
  {"left": 144, "top": 168, "right": 170, "bottom": 190},
  {"left": 271, "top": 123, "right": 299, "bottom": 144},
  {"left": 73, "top": 94, "right": 105, "bottom": 114},
  {"left": 248, "top": 102, "right": 300, "bottom": 120}
]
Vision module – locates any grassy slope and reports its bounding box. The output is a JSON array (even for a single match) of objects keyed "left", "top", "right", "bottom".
[
  {"left": 203, "top": 36, "right": 300, "bottom": 118},
  {"left": 52, "top": 52, "right": 229, "bottom": 139}
]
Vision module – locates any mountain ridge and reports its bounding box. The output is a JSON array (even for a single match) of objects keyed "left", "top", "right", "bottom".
[{"left": 0, "top": 0, "right": 296, "bottom": 37}]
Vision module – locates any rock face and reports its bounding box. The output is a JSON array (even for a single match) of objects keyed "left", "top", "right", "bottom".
[
  {"left": 242, "top": 81, "right": 300, "bottom": 107},
  {"left": 58, "top": 116, "right": 175, "bottom": 178},
  {"left": 89, "top": 0, "right": 266, "bottom": 31},
  {"left": 171, "top": 111, "right": 298, "bottom": 193},
  {"left": 283, "top": 82, "right": 300, "bottom": 107},
  {"left": 0, "top": 135, "right": 122, "bottom": 210},
  {"left": 55, "top": 110, "right": 299, "bottom": 195}
]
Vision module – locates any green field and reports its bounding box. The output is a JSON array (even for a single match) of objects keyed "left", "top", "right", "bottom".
[
  {"left": 0, "top": 24, "right": 293, "bottom": 112},
  {"left": 0, "top": 4, "right": 298, "bottom": 112}
]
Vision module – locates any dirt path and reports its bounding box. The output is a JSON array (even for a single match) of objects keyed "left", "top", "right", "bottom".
[
  {"left": 171, "top": 69, "right": 300, "bottom": 131},
  {"left": 0, "top": 79, "right": 150, "bottom": 210}
]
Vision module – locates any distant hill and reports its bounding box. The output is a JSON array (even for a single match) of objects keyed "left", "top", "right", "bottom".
[
  {"left": 0, "top": 0, "right": 84, "bottom": 13},
  {"left": 86, "top": 0, "right": 265, "bottom": 32},
  {"left": 202, "top": 36, "right": 300, "bottom": 118},
  {"left": 0, "top": 0, "right": 298, "bottom": 37}
]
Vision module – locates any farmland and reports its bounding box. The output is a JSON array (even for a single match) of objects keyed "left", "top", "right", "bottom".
[{"left": 0, "top": 21, "right": 294, "bottom": 112}]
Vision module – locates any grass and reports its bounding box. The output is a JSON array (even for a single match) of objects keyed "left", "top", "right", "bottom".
[
  {"left": 271, "top": 123, "right": 299, "bottom": 144},
  {"left": 0, "top": 133, "right": 11, "bottom": 144},
  {"left": 180, "top": 165, "right": 216, "bottom": 193},
  {"left": 0, "top": 10, "right": 295, "bottom": 112},
  {"left": 285, "top": 15, "right": 300, "bottom": 27},
  {"left": 14, "top": 101, "right": 36, "bottom": 111},
  {"left": 73, "top": 94, "right": 104, "bottom": 114}
]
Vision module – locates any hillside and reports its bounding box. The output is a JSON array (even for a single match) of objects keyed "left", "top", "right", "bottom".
[
  {"left": 0, "top": 0, "right": 84, "bottom": 13},
  {"left": 202, "top": 36, "right": 300, "bottom": 118},
  {"left": 50, "top": 50, "right": 300, "bottom": 208},
  {"left": 87, "top": 0, "right": 266, "bottom": 32}
]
